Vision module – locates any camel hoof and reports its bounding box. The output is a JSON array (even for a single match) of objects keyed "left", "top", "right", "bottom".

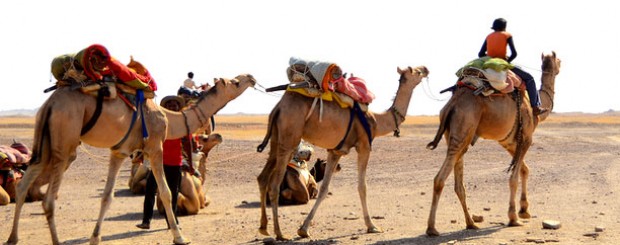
[
  {"left": 519, "top": 211, "right": 531, "bottom": 219},
  {"left": 367, "top": 226, "right": 384, "bottom": 233},
  {"left": 89, "top": 236, "right": 101, "bottom": 245},
  {"left": 466, "top": 224, "right": 479, "bottom": 230},
  {"left": 258, "top": 227, "right": 270, "bottom": 236},
  {"left": 508, "top": 220, "right": 523, "bottom": 227},
  {"left": 297, "top": 228, "right": 310, "bottom": 238},
  {"left": 426, "top": 227, "right": 440, "bottom": 237},
  {"left": 173, "top": 236, "right": 191, "bottom": 245}
]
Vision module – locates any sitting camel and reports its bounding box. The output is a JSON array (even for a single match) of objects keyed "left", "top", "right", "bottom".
[
  {"left": 256, "top": 65, "right": 429, "bottom": 240},
  {"left": 6, "top": 57, "right": 255, "bottom": 245},
  {"left": 425, "top": 52, "right": 560, "bottom": 236},
  {"left": 156, "top": 133, "right": 223, "bottom": 215},
  {"left": 0, "top": 142, "right": 31, "bottom": 205},
  {"left": 275, "top": 143, "right": 342, "bottom": 205}
]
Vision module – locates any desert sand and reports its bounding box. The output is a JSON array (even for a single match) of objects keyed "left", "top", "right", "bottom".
[{"left": 1, "top": 113, "right": 619, "bottom": 245}]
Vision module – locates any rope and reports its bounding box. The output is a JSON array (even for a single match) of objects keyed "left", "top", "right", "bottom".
[
  {"left": 79, "top": 144, "right": 108, "bottom": 165},
  {"left": 421, "top": 77, "right": 449, "bottom": 101},
  {"left": 253, "top": 82, "right": 284, "bottom": 98}
]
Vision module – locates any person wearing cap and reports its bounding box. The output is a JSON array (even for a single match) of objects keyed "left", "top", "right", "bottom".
[
  {"left": 478, "top": 18, "right": 547, "bottom": 116},
  {"left": 136, "top": 95, "right": 195, "bottom": 229}
]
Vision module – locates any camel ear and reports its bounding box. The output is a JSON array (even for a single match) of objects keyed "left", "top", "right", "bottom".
[
  {"left": 408, "top": 66, "right": 413, "bottom": 74},
  {"left": 213, "top": 78, "right": 218, "bottom": 83},
  {"left": 397, "top": 66, "right": 404, "bottom": 74},
  {"left": 552, "top": 51, "right": 556, "bottom": 58},
  {"left": 541, "top": 52, "right": 544, "bottom": 60}
]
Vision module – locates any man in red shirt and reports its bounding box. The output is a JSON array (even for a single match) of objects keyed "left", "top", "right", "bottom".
[
  {"left": 478, "top": 18, "right": 547, "bottom": 115},
  {"left": 136, "top": 96, "right": 193, "bottom": 229}
]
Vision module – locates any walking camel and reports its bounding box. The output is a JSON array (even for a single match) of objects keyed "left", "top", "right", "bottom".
[
  {"left": 6, "top": 74, "right": 255, "bottom": 245},
  {"left": 425, "top": 52, "right": 560, "bottom": 236},
  {"left": 257, "top": 66, "right": 429, "bottom": 240}
]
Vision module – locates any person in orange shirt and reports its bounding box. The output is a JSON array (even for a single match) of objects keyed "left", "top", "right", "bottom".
[{"left": 478, "top": 18, "right": 547, "bottom": 115}]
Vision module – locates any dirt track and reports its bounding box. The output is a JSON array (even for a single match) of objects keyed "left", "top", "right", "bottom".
[{"left": 1, "top": 114, "right": 619, "bottom": 245}]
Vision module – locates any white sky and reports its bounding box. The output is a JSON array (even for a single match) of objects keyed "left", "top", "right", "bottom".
[{"left": 1, "top": 0, "right": 618, "bottom": 115}]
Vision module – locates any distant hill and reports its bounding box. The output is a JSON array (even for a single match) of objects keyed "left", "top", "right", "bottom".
[{"left": 0, "top": 108, "right": 38, "bottom": 117}]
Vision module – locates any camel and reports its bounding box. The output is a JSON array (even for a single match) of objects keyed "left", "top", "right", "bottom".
[
  {"left": 278, "top": 158, "right": 341, "bottom": 205},
  {"left": 256, "top": 65, "right": 429, "bottom": 240},
  {"left": 155, "top": 133, "right": 224, "bottom": 215},
  {"left": 6, "top": 73, "right": 255, "bottom": 245},
  {"left": 425, "top": 52, "right": 561, "bottom": 236},
  {"left": 0, "top": 142, "right": 31, "bottom": 205}
]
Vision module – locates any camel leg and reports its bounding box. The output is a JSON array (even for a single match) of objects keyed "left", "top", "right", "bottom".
[
  {"left": 507, "top": 137, "right": 532, "bottom": 227},
  {"left": 42, "top": 156, "right": 71, "bottom": 245},
  {"left": 6, "top": 161, "right": 46, "bottom": 244},
  {"left": 518, "top": 162, "right": 531, "bottom": 219},
  {"left": 257, "top": 155, "right": 276, "bottom": 236},
  {"left": 148, "top": 151, "right": 189, "bottom": 245},
  {"left": 298, "top": 151, "right": 342, "bottom": 238},
  {"left": 355, "top": 146, "right": 383, "bottom": 233},
  {"left": 454, "top": 156, "right": 478, "bottom": 230},
  {"left": 90, "top": 154, "right": 125, "bottom": 245},
  {"left": 268, "top": 148, "right": 296, "bottom": 240},
  {"left": 427, "top": 132, "right": 470, "bottom": 236}
]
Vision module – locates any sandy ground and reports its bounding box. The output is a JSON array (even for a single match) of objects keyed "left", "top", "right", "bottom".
[{"left": 1, "top": 114, "right": 619, "bottom": 245}]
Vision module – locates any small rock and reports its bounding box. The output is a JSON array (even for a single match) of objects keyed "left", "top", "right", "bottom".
[
  {"left": 241, "top": 200, "right": 248, "bottom": 204},
  {"left": 545, "top": 238, "right": 560, "bottom": 242},
  {"left": 583, "top": 232, "right": 599, "bottom": 238},
  {"left": 447, "top": 240, "right": 456, "bottom": 245},
  {"left": 542, "top": 220, "right": 561, "bottom": 230},
  {"left": 472, "top": 215, "right": 484, "bottom": 223},
  {"left": 371, "top": 216, "right": 385, "bottom": 220},
  {"left": 420, "top": 192, "right": 426, "bottom": 195},
  {"left": 483, "top": 207, "right": 491, "bottom": 211},
  {"left": 525, "top": 237, "right": 544, "bottom": 243},
  {"left": 350, "top": 236, "right": 359, "bottom": 240},
  {"left": 595, "top": 226, "right": 605, "bottom": 232},
  {"left": 450, "top": 220, "right": 457, "bottom": 224}
]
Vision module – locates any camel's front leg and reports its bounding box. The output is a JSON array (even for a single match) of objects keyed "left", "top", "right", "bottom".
[
  {"left": 7, "top": 160, "right": 47, "bottom": 244},
  {"left": 454, "top": 156, "right": 477, "bottom": 230},
  {"left": 150, "top": 153, "right": 189, "bottom": 245},
  {"left": 298, "top": 151, "right": 342, "bottom": 238},
  {"left": 518, "top": 162, "right": 531, "bottom": 219},
  {"left": 355, "top": 147, "right": 382, "bottom": 233},
  {"left": 90, "top": 154, "right": 125, "bottom": 245}
]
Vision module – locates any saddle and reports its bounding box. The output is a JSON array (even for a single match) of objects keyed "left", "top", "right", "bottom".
[{"left": 457, "top": 67, "right": 525, "bottom": 96}]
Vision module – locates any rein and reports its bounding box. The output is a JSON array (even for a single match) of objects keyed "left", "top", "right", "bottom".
[{"left": 390, "top": 106, "right": 406, "bottom": 137}]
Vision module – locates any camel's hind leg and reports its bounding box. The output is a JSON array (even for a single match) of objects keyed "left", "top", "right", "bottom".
[
  {"left": 518, "top": 162, "right": 531, "bottom": 218},
  {"left": 506, "top": 137, "right": 532, "bottom": 227},
  {"left": 298, "top": 151, "right": 342, "bottom": 238},
  {"left": 454, "top": 156, "right": 478, "bottom": 230},
  {"left": 268, "top": 147, "right": 296, "bottom": 240},
  {"left": 90, "top": 154, "right": 126, "bottom": 245},
  {"left": 427, "top": 131, "right": 472, "bottom": 236},
  {"left": 257, "top": 151, "right": 276, "bottom": 236},
  {"left": 7, "top": 161, "right": 47, "bottom": 244},
  {"left": 41, "top": 154, "right": 73, "bottom": 245}
]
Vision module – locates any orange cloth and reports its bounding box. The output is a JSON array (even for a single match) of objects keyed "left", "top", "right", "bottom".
[{"left": 485, "top": 31, "right": 512, "bottom": 59}]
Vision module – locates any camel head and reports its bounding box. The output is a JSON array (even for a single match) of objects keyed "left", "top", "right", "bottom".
[
  {"left": 541, "top": 51, "right": 561, "bottom": 75},
  {"left": 397, "top": 66, "right": 429, "bottom": 85},
  {"left": 203, "top": 74, "right": 256, "bottom": 104},
  {"left": 198, "top": 133, "right": 223, "bottom": 153},
  {"left": 309, "top": 158, "right": 342, "bottom": 183}
]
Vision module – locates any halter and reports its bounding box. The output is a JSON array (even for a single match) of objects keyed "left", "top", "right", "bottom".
[{"left": 390, "top": 106, "right": 406, "bottom": 137}]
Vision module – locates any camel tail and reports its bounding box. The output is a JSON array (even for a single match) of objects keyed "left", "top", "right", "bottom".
[
  {"left": 256, "top": 108, "right": 280, "bottom": 153},
  {"left": 426, "top": 106, "right": 453, "bottom": 150},
  {"left": 30, "top": 105, "right": 52, "bottom": 165}
]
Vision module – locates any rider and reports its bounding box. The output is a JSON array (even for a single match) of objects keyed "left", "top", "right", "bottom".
[{"left": 478, "top": 18, "right": 547, "bottom": 115}]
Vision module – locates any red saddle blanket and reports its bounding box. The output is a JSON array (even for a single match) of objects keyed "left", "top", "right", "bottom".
[{"left": 332, "top": 76, "right": 375, "bottom": 104}]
